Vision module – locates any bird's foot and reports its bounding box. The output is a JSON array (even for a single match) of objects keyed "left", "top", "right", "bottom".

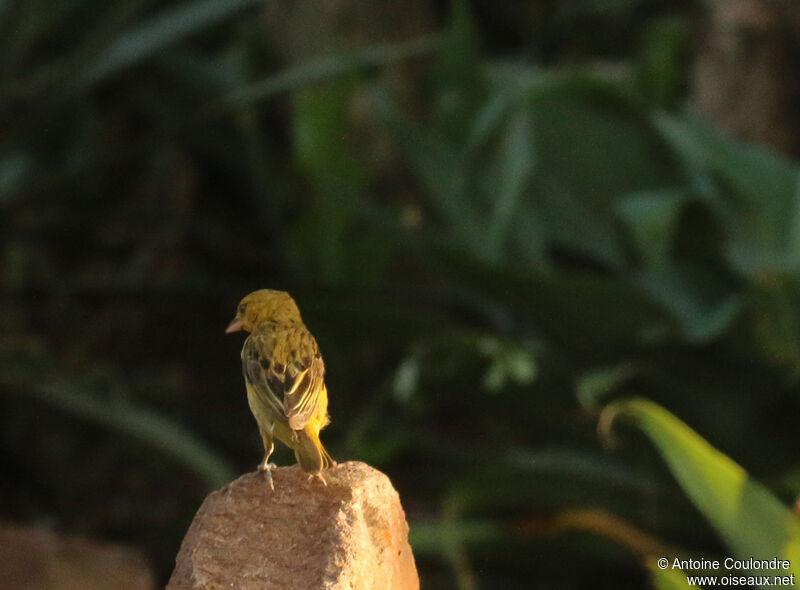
[
  {"left": 258, "top": 461, "right": 277, "bottom": 491},
  {"left": 308, "top": 473, "right": 327, "bottom": 486}
]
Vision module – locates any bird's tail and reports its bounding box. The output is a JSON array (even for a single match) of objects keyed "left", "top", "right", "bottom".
[{"left": 294, "top": 427, "right": 335, "bottom": 475}]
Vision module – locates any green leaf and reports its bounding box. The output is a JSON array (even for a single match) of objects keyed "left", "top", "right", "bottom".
[
  {"left": 656, "top": 115, "right": 800, "bottom": 275},
  {"left": 432, "top": 247, "right": 664, "bottom": 351},
  {"left": 77, "top": 0, "right": 263, "bottom": 89},
  {"left": 225, "top": 35, "right": 440, "bottom": 107},
  {"left": 576, "top": 363, "right": 638, "bottom": 412},
  {"left": 616, "top": 188, "right": 687, "bottom": 267},
  {"left": 432, "top": 0, "right": 483, "bottom": 143},
  {"left": 5, "top": 379, "right": 234, "bottom": 488},
  {"left": 393, "top": 356, "right": 421, "bottom": 403},
  {"left": 635, "top": 17, "right": 689, "bottom": 109},
  {"left": 389, "top": 120, "right": 484, "bottom": 252},
  {"left": 0, "top": 340, "right": 234, "bottom": 488},
  {"left": 636, "top": 265, "right": 744, "bottom": 343},
  {"left": 527, "top": 76, "right": 681, "bottom": 205},
  {"left": 0, "top": 152, "right": 33, "bottom": 201},
  {"left": 465, "top": 87, "right": 519, "bottom": 152},
  {"left": 485, "top": 107, "right": 536, "bottom": 260},
  {"left": 603, "top": 398, "right": 800, "bottom": 581},
  {"left": 647, "top": 558, "right": 692, "bottom": 590},
  {"left": 517, "top": 74, "right": 683, "bottom": 269}
]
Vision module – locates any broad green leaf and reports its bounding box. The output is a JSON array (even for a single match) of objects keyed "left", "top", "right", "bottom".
[
  {"left": 528, "top": 78, "right": 681, "bottom": 205},
  {"left": 616, "top": 188, "right": 687, "bottom": 267},
  {"left": 533, "top": 176, "right": 630, "bottom": 269},
  {"left": 636, "top": 265, "right": 744, "bottom": 343},
  {"left": 656, "top": 115, "right": 800, "bottom": 274},
  {"left": 389, "top": 120, "right": 484, "bottom": 253},
  {"left": 604, "top": 398, "right": 800, "bottom": 583},
  {"left": 515, "top": 74, "right": 683, "bottom": 270}
]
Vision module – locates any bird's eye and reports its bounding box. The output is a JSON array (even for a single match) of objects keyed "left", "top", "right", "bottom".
[{"left": 238, "top": 303, "right": 248, "bottom": 315}]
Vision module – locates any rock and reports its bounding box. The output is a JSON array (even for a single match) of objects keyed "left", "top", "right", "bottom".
[
  {"left": 0, "top": 523, "right": 155, "bottom": 590},
  {"left": 167, "top": 461, "right": 419, "bottom": 590}
]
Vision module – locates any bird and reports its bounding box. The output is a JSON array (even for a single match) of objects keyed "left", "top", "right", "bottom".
[{"left": 226, "top": 289, "right": 335, "bottom": 489}]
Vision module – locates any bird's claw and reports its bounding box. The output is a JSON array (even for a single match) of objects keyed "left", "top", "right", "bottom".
[
  {"left": 308, "top": 473, "right": 327, "bottom": 486},
  {"left": 258, "top": 461, "right": 277, "bottom": 491},
  {"left": 258, "top": 461, "right": 277, "bottom": 472}
]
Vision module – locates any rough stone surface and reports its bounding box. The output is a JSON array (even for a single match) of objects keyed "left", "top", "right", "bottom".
[
  {"left": 0, "top": 523, "right": 154, "bottom": 590},
  {"left": 167, "top": 461, "right": 419, "bottom": 590}
]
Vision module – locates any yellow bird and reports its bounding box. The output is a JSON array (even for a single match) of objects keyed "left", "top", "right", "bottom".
[{"left": 226, "top": 289, "right": 335, "bottom": 488}]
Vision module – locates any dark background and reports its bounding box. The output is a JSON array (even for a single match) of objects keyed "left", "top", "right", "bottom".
[{"left": 2, "top": 0, "right": 800, "bottom": 588}]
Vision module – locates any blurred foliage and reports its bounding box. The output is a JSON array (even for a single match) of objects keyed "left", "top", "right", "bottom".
[{"left": 2, "top": 0, "right": 799, "bottom": 588}]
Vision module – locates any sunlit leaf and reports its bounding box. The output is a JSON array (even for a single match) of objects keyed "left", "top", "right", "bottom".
[
  {"left": 603, "top": 398, "right": 800, "bottom": 581},
  {"left": 647, "top": 558, "right": 692, "bottom": 590}
]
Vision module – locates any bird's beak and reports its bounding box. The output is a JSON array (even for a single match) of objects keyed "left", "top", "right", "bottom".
[{"left": 225, "top": 318, "right": 244, "bottom": 333}]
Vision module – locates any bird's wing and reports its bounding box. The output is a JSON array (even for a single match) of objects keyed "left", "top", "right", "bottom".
[
  {"left": 242, "top": 327, "right": 325, "bottom": 431},
  {"left": 241, "top": 332, "right": 284, "bottom": 419},
  {"left": 282, "top": 333, "right": 325, "bottom": 431}
]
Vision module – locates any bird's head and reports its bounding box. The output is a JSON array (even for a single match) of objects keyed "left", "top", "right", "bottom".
[{"left": 225, "top": 289, "right": 302, "bottom": 333}]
